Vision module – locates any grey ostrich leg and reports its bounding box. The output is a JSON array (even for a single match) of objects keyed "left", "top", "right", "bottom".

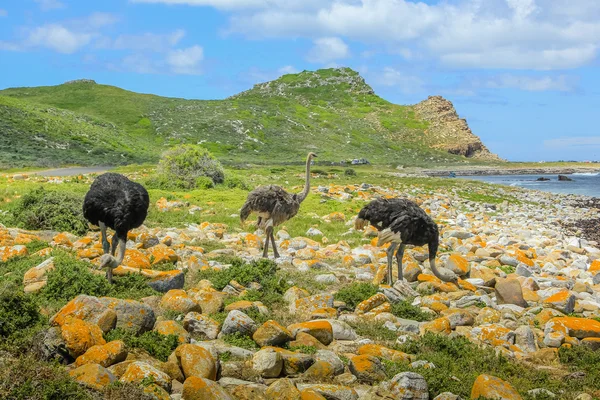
[
  {"left": 270, "top": 231, "right": 280, "bottom": 259},
  {"left": 396, "top": 243, "right": 406, "bottom": 282},
  {"left": 386, "top": 242, "right": 398, "bottom": 284},
  {"left": 263, "top": 227, "right": 271, "bottom": 258},
  {"left": 99, "top": 222, "right": 110, "bottom": 254},
  {"left": 110, "top": 233, "right": 118, "bottom": 256},
  {"left": 107, "top": 232, "right": 127, "bottom": 284}
]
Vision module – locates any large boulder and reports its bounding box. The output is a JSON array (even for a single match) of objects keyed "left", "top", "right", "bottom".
[
  {"left": 100, "top": 297, "right": 156, "bottom": 334},
  {"left": 494, "top": 278, "right": 528, "bottom": 308}
]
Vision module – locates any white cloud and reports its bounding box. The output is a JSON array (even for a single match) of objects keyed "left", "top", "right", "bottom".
[
  {"left": 306, "top": 37, "right": 349, "bottom": 63},
  {"left": 34, "top": 0, "right": 66, "bottom": 11},
  {"left": 479, "top": 74, "right": 576, "bottom": 92},
  {"left": 370, "top": 67, "right": 424, "bottom": 94},
  {"left": 278, "top": 65, "right": 298, "bottom": 75},
  {"left": 130, "top": 0, "right": 327, "bottom": 11},
  {"left": 97, "top": 29, "right": 185, "bottom": 52},
  {"left": 0, "top": 9, "right": 7, "bottom": 17},
  {"left": 206, "top": 0, "right": 600, "bottom": 70},
  {"left": 544, "top": 137, "right": 600, "bottom": 149},
  {"left": 27, "top": 24, "right": 93, "bottom": 54},
  {"left": 167, "top": 45, "right": 204, "bottom": 74}
]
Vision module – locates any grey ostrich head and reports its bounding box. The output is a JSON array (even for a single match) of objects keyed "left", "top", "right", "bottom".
[
  {"left": 98, "top": 254, "right": 119, "bottom": 269},
  {"left": 308, "top": 152, "right": 317, "bottom": 159}
]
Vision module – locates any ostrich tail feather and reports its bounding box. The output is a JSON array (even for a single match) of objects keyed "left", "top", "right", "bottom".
[{"left": 377, "top": 229, "right": 398, "bottom": 247}]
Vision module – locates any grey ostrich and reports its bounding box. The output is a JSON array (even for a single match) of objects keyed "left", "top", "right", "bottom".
[
  {"left": 240, "top": 152, "right": 317, "bottom": 258},
  {"left": 355, "top": 197, "right": 457, "bottom": 285},
  {"left": 83, "top": 173, "right": 150, "bottom": 283}
]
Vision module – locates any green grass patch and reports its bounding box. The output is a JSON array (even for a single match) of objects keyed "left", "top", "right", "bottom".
[{"left": 104, "top": 329, "right": 179, "bottom": 362}]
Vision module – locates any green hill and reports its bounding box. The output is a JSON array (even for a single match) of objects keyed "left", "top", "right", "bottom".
[{"left": 0, "top": 68, "right": 500, "bottom": 168}]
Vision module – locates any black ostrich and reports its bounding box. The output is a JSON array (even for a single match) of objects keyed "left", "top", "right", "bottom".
[
  {"left": 354, "top": 197, "right": 457, "bottom": 285},
  {"left": 83, "top": 173, "right": 150, "bottom": 283},
  {"left": 240, "top": 152, "right": 317, "bottom": 258}
]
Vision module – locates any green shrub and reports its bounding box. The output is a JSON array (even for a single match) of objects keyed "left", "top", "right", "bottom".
[
  {"left": 142, "top": 173, "right": 186, "bottom": 191},
  {"left": 222, "top": 332, "right": 258, "bottom": 350},
  {"left": 344, "top": 168, "right": 356, "bottom": 176},
  {"left": 192, "top": 258, "right": 288, "bottom": 306},
  {"left": 12, "top": 187, "right": 88, "bottom": 235},
  {"left": 0, "top": 355, "right": 93, "bottom": 400},
  {"left": 158, "top": 145, "right": 224, "bottom": 188},
  {"left": 334, "top": 282, "right": 378, "bottom": 309},
  {"left": 41, "top": 251, "right": 158, "bottom": 304},
  {"left": 104, "top": 329, "right": 179, "bottom": 362},
  {"left": 223, "top": 174, "right": 250, "bottom": 190},
  {"left": 41, "top": 252, "right": 112, "bottom": 303},
  {"left": 390, "top": 300, "right": 432, "bottom": 322},
  {"left": 195, "top": 176, "right": 215, "bottom": 189},
  {"left": 289, "top": 345, "right": 317, "bottom": 354},
  {"left": 0, "top": 284, "right": 41, "bottom": 340}
]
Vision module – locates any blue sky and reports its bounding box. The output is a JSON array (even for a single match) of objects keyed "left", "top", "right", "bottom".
[{"left": 1, "top": 0, "right": 599, "bottom": 162}]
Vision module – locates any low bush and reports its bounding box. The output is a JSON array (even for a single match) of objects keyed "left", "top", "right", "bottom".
[
  {"left": 104, "top": 329, "right": 179, "bottom": 362},
  {"left": 0, "top": 283, "right": 42, "bottom": 350},
  {"left": 344, "top": 168, "right": 356, "bottom": 176},
  {"left": 221, "top": 332, "right": 258, "bottom": 350},
  {"left": 390, "top": 300, "right": 433, "bottom": 322},
  {"left": 12, "top": 187, "right": 88, "bottom": 235},
  {"left": 223, "top": 174, "right": 250, "bottom": 190},
  {"left": 0, "top": 355, "right": 93, "bottom": 400},
  {"left": 158, "top": 145, "right": 224, "bottom": 188},
  {"left": 334, "top": 282, "right": 378, "bottom": 309}
]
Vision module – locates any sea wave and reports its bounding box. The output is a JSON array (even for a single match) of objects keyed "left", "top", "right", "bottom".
[{"left": 572, "top": 172, "right": 599, "bottom": 176}]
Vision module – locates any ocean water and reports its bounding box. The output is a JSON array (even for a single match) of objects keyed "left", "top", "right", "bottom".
[{"left": 457, "top": 173, "right": 600, "bottom": 198}]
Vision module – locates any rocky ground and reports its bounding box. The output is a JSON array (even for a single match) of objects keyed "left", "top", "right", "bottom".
[{"left": 2, "top": 174, "right": 600, "bottom": 399}]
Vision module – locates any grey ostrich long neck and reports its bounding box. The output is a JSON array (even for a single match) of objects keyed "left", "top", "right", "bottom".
[{"left": 297, "top": 155, "right": 312, "bottom": 203}]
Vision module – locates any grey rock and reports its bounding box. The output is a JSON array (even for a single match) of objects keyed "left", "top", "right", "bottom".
[
  {"left": 148, "top": 271, "right": 185, "bottom": 293},
  {"left": 389, "top": 371, "right": 428, "bottom": 400},
  {"left": 327, "top": 319, "right": 358, "bottom": 340},
  {"left": 494, "top": 278, "right": 528, "bottom": 308},
  {"left": 315, "top": 274, "right": 339, "bottom": 284},
  {"left": 515, "top": 325, "right": 537, "bottom": 353},
  {"left": 516, "top": 264, "right": 533, "bottom": 277},
  {"left": 528, "top": 388, "right": 556, "bottom": 398},
  {"left": 252, "top": 348, "right": 283, "bottom": 378},
  {"left": 219, "top": 310, "right": 257, "bottom": 337},
  {"left": 315, "top": 350, "right": 344, "bottom": 375},
  {"left": 397, "top": 318, "right": 421, "bottom": 334},
  {"left": 99, "top": 297, "right": 156, "bottom": 335},
  {"left": 183, "top": 312, "right": 220, "bottom": 339},
  {"left": 499, "top": 255, "right": 519, "bottom": 267},
  {"left": 296, "top": 384, "right": 358, "bottom": 400},
  {"left": 33, "top": 327, "right": 73, "bottom": 364},
  {"left": 433, "top": 393, "right": 463, "bottom": 400}
]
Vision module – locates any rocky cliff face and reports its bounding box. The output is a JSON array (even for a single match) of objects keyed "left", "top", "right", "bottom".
[{"left": 414, "top": 96, "right": 501, "bottom": 160}]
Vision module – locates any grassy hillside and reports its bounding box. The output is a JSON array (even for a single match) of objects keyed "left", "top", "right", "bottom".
[{"left": 0, "top": 68, "right": 501, "bottom": 168}]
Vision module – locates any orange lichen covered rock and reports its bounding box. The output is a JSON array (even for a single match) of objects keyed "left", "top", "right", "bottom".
[
  {"left": 148, "top": 244, "right": 179, "bottom": 265},
  {"left": 265, "top": 378, "right": 302, "bottom": 399},
  {"left": 348, "top": 355, "right": 386, "bottom": 383},
  {"left": 420, "top": 317, "right": 451, "bottom": 335},
  {"left": 154, "top": 320, "right": 190, "bottom": 344},
  {"left": 355, "top": 293, "right": 387, "bottom": 314},
  {"left": 51, "top": 295, "right": 117, "bottom": 333},
  {"left": 160, "top": 289, "right": 201, "bottom": 314},
  {"left": 69, "top": 363, "right": 116, "bottom": 390},
  {"left": 122, "top": 249, "right": 152, "bottom": 269},
  {"left": 253, "top": 320, "right": 293, "bottom": 347},
  {"left": 120, "top": 361, "right": 172, "bottom": 392},
  {"left": 545, "top": 317, "right": 600, "bottom": 339},
  {"left": 445, "top": 254, "right": 470, "bottom": 277},
  {"left": 357, "top": 344, "right": 412, "bottom": 363},
  {"left": 225, "top": 300, "right": 256, "bottom": 312},
  {"left": 60, "top": 317, "right": 106, "bottom": 358},
  {"left": 543, "top": 291, "right": 576, "bottom": 314},
  {"left": 470, "top": 374, "right": 522, "bottom": 399},
  {"left": 303, "top": 360, "right": 336, "bottom": 381},
  {"left": 289, "top": 332, "right": 327, "bottom": 350},
  {"left": 23, "top": 257, "right": 55, "bottom": 293},
  {"left": 75, "top": 340, "right": 127, "bottom": 367},
  {"left": 52, "top": 232, "right": 73, "bottom": 246},
  {"left": 174, "top": 343, "right": 217, "bottom": 380},
  {"left": 0, "top": 245, "right": 27, "bottom": 262},
  {"left": 288, "top": 320, "right": 334, "bottom": 345},
  {"left": 589, "top": 260, "right": 600, "bottom": 275},
  {"left": 77, "top": 248, "right": 104, "bottom": 260},
  {"left": 300, "top": 389, "right": 328, "bottom": 400},
  {"left": 182, "top": 376, "right": 234, "bottom": 400}
]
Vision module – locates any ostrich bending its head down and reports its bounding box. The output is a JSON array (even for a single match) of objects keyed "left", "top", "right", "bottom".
[
  {"left": 355, "top": 197, "right": 457, "bottom": 285},
  {"left": 83, "top": 173, "right": 150, "bottom": 283},
  {"left": 240, "top": 152, "right": 317, "bottom": 258}
]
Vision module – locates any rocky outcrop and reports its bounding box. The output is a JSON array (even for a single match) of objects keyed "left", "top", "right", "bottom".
[{"left": 414, "top": 96, "right": 501, "bottom": 160}]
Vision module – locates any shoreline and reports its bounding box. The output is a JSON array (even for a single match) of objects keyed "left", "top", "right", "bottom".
[{"left": 416, "top": 166, "right": 600, "bottom": 177}]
